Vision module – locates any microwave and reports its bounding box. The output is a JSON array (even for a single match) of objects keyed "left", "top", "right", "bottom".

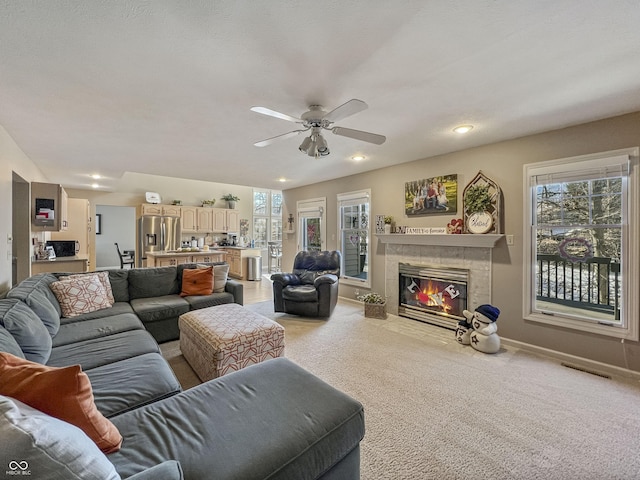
[{"left": 45, "top": 240, "right": 79, "bottom": 258}]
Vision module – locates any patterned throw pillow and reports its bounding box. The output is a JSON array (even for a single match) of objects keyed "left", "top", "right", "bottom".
[
  {"left": 180, "top": 267, "right": 214, "bottom": 296},
  {"left": 59, "top": 271, "right": 115, "bottom": 304},
  {"left": 49, "top": 275, "right": 113, "bottom": 318}
]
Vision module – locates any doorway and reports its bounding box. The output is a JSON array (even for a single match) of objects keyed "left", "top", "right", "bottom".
[{"left": 12, "top": 172, "right": 30, "bottom": 285}]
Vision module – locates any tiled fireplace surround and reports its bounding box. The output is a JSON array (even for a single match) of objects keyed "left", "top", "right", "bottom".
[{"left": 378, "top": 234, "right": 502, "bottom": 319}]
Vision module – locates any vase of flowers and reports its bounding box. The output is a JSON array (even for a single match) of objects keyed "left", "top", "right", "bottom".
[
  {"left": 383, "top": 216, "right": 393, "bottom": 234},
  {"left": 358, "top": 292, "right": 387, "bottom": 319}
]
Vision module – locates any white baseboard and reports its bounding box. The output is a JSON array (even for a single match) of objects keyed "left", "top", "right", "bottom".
[{"left": 501, "top": 337, "right": 640, "bottom": 382}]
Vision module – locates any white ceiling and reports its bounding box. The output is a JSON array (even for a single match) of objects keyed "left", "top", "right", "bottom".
[{"left": 1, "top": 1, "right": 640, "bottom": 191}]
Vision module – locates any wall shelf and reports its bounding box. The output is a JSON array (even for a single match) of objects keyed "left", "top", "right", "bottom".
[{"left": 376, "top": 233, "right": 503, "bottom": 248}]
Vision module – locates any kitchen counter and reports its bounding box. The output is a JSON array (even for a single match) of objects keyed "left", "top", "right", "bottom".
[
  {"left": 32, "top": 255, "right": 89, "bottom": 274},
  {"left": 146, "top": 250, "right": 226, "bottom": 267}
]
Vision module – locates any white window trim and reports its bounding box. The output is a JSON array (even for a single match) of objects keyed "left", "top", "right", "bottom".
[
  {"left": 522, "top": 147, "right": 640, "bottom": 341},
  {"left": 337, "top": 189, "right": 371, "bottom": 288}
]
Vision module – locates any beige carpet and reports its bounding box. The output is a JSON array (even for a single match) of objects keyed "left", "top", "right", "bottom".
[{"left": 160, "top": 301, "right": 640, "bottom": 480}]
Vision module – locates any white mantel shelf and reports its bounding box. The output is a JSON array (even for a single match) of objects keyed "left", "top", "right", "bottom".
[{"left": 376, "top": 233, "right": 504, "bottom": 248}]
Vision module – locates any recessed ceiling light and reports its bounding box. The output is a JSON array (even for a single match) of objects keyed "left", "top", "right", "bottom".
[
  {"left": 351, "top": 155, "right": 366, "bottom": 161},
  {"left": 453, "top": 125, "right": 474, "bottom": 134},
  {"left": 91, "top": 183, "right": 99, "bottom": 189},
  {"left": 278, "top": 177, "right": 287, "bottom": 182},
  {"left": 91, "top": 174, "right": 101, "bottom": 179}
]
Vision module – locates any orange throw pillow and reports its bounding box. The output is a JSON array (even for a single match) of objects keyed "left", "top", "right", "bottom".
[
  {"left": 180, "top": 266, "right": 214, "bottom": 296},
  {"left": 0, "top": 352, "right": 122, "bottom": 453}
]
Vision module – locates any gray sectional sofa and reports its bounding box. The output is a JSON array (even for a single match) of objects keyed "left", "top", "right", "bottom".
[{"left": 0, "top": 266, "right": 365, "bottom": 479}]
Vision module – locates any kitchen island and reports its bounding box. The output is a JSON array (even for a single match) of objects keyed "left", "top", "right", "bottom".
[
  {"left": 145, "top": 250, "right": 227, "bottom": 267},
  {"left": 31, "top": 255, "right": 89, "bottom": 274}
]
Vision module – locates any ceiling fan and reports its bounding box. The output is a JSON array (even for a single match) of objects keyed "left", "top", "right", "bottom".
[{"left": 250, "top": 99, "right": 386, "bottom": 157}]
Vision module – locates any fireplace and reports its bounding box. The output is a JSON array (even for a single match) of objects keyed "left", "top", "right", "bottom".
[{"left": 398, "top": 263, "right": 469, "bottom": 329}]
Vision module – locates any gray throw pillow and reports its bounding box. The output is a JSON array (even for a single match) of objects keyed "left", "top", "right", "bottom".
[
  {"left": 125, "top": 461, "right": 184, "bottom": 480},
  {"left": 0, "top": 300, "right": 51, "bottom": 364},
  {"left": 197, "top": 264, "right": 230, "bottom": 293},
  {"left": 0, "top": 396, "right": 121, "bottom": 480}
]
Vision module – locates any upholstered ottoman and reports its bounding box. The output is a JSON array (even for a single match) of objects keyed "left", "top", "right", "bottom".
[{"left": 178, "top": 303, "right": 285, "bottom": 381}]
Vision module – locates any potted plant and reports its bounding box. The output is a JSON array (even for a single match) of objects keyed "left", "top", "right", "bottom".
[
  {"left": 201, "top": 199, "right": 216, "bottom": 207},
  {"left": 463, "top": 184, "right": 493, "bottom": 234},
  {"left": 383, "top": 216, "right": 393, "bottom": 234},
  {"left": 221, "top": 193, "right": 240, "bottom": 209},
  {"left": 358, "top": 292, "right": 387, "bottom": 319}
]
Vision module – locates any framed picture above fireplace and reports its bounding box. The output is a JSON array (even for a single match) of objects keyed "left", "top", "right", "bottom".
[{"left": 405, "top": 174, "right": 457, "bottom": 216}]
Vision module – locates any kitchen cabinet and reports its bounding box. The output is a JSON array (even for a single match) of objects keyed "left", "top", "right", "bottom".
[
  {"left": 51, "top": 198, "right": 90, "bottom": 269},
  {"left": 212, "top": 208, "right": 239, "bottom": 232},
  {"left": 224, "top": 247, "right": 261, "bottom": 279},
  {"left": 32, "top": 182, "right": 68, "bottom": 231},
  {"left": 140, "top": 203, "right": 181, "bottom": 216},
  {"left": 182, "top": 207, "right": 213, "bottom": 233}
]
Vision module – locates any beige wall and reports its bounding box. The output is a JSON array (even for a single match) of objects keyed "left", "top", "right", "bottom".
[{"left": 282, "top": 111, "right": 640, "bottom": 372}]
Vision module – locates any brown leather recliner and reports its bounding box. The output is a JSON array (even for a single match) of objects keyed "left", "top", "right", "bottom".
[{"left": 270, "top": 250, "right": 341, "bottom": 317}]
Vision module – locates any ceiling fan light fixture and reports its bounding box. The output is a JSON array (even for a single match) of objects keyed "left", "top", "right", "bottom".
[
  {"left": 316, "top": 134, "right": 329, "bottom": 156},
  {"left": 299, "top": 136, "right": 312, "bottom": 153}
]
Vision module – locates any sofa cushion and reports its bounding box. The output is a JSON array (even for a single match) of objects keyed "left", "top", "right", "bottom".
[
  {"left": 6, "top": 273, "right": 61, "bottom": 336},
  {"left": 0, "top": 352, "right": 122, "bottom": 453},
  {"left": 107, "top": 358, "right": 365, "bottom": 479},
  {"left": 47, "top": 329, "right": 160, "bottom": 370},
  {"left": 59, "top": 271, "right": 115, "bottom": 304},
  {"left": 0, "top": 324, "right": 25, "bottom": 359},
  {"left": 86, "top": 352, "right": 181, "bottom": 418},
  {"left": 107, "top": 269, "right": 130, "bottom": 302},
  {"left": 126, "top": 461, "right": 183, "bottom": 480},
  {"left": 53, "top": 313, "right": 144, "bottom": 348},
  {"left": 128, "top": 267, "right": 179, "bottom": 300},
  {"left": 59, "top": 302, "right": 135, "bottom": 325},
  {"left": 182, "top": 292, "right": 234, "bottom": 310},
  {"left": 180, "top": 267, "right": 213, "bottom": 296},
  {"left": 283, "top": 284, "right": 319, "bottom": 302},
  {"left": 0, "top": 299, "right": 51, "bottom": 364},
  {"left": 49, "top": 275, "right": 113, "bottom": 318},
  {"left": 130, "top": 295, "right": 190, "bottom": 324},
  {"left": 0, "top": 396, "right": 121, "bottom": 480}
]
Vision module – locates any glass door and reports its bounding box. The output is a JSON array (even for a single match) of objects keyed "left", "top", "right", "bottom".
[{"left": 297, "top": 198, "right": 326, "bottom": 252}]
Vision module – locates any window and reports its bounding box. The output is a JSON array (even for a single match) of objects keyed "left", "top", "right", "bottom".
[
  {"left": 338, "top": 190, "right": 371, "bottom": 287},
  {"left": 523, "top": 148, "right": 639, "bottom": 340},
  {"left": 252, "top": 189, "right": 282, "bottom": 248}
]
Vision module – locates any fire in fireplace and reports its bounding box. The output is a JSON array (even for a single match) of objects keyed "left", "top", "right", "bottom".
[{"left": 398, "top": 263, "right": 469, "bottom": 329}]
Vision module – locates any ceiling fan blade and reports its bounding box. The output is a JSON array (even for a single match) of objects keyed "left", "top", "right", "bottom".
[
  {"left": 323, "top": 99, "right": 368, "bottom": 123},
  {"left": 331, "top": 127, "right": 386, "bottom": 145},
  {"left": 253, "top": 129, "right": 307, "bottom": 147},
  {"left": 250, "top": 106, "right": 302, "bottom": 123}
]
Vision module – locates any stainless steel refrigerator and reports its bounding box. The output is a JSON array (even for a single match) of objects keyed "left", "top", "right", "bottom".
[{"left": 137, "top": 216, "right": 181, "bottom": 267}]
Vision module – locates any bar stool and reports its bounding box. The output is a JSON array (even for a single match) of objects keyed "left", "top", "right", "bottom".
[{"left": 267, "top": 242, "right": 282, "bottom": 273}]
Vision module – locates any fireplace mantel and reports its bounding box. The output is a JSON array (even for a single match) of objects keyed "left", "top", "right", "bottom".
[{"left": 376, "top": 233, "right": 503, "bottom": 248}]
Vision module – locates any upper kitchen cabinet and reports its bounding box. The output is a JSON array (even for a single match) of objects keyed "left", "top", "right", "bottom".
[
  {"left": 140, "top": 203, "right": 181, "bottom": 216},
  {"left": 182, "top": 207, "right": 213, "bottom": 233},
  {"left": 31, "top": 182, "right": 68, "bottom": 231},
  {"left": 212, "top": 208, "right": 239, "bottom": 232}
]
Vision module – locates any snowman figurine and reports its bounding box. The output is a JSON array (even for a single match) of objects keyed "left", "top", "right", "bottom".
[
  {"left": 454, "top": 319, "right": 473, "bottom": 345},
  {"left": 462, "top": 304, "right": 501, "bottom": 354}
]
